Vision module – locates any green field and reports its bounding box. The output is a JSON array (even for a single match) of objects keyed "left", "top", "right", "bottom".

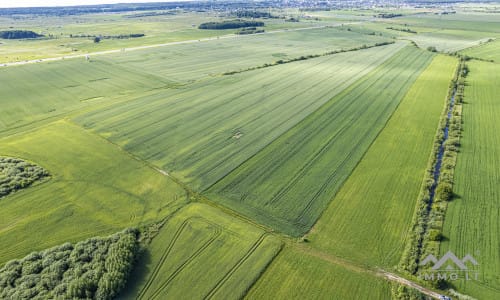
[
  {"left": 308, "top": 55, "right": 456, "bottom": 267},
  {"left": 207, "top": 44, "right": 433, "bottom": 236},
  {"left": 246, "top": 247, "right": 392, "bottom": 299},
  {"left": 0, "top": 121, "right": 187, "bottom": 264},
  {"left": 120, "top": 203, "right": 282, "bottom": 299},
  {"left": 75, "top": 43, "right": 405, "bottom": 194},
  {"left": 407, "top": 29, "right": 493, "bottom": 52},
  {"left": 104, "top": 27, "right": 391, "bottom": 82},
  {"left": 1, "top": 4, "right": 499, "bottom": 299},
  {"left": 440, "top": 61, "right": 500, "bottom": 299},
  {"left": 0, "top": 59, "right": 173, "bottom": 131},
  {"left": 461, "top": 38, "right": 500, "bottom": 62}
]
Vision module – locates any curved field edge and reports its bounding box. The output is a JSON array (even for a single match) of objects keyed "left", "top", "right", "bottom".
[
  {"left": 0, "top": 120, "right": 188, "bottom": 265},
  {"left": 245, "top": 247, "right": 392, "bottom": 299},
  {"left": 119, "top": 203, "right": 282, "bottom": 299},
  {"left": 439, "top": 61, "right": 500, "bottom": 299},
  {"left": 206, "top": 44, "right": 434, "bottom": 237},
  {"left": 307, "top": 55, "right": 458, "bottom": 267}
]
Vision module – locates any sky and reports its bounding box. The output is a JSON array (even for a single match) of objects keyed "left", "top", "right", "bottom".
[{"left": 0, "top": 0, "right": 188, "bottom": 8}]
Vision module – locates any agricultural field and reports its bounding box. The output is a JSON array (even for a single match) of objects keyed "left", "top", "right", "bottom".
[
  {"left": 308, "top": 55, "right": 457, "bottom": 267},
  {"left": 440, "top": 61, "right": 500, "bottom": 299},
  {"left": 1, "top": 2, "right": 500, "bottom": 300},
  {"left": 120, "top": 203, "right": 282, "bottom": 299},
  {"left": 207, "top": 44, "right": 433, "bottom": 236},
  {"left": 0, "top": 120, "right": 187, "bottom": 265},
  {"left": 461, "top": 38, "right": 500, "bottom": 62},
  {"left": 0, "top": 58, "right": 173, "bottom": 131},
  {"left": 0, "top": 10, "right": 335, "bottom": 63},
  {"left": 246, "top": 247, "right": 392, "bottom": 299},
  {"left": 406, "top": 29, "right": 493, "bottom": 52},
  {"left": 74, "top": 42, "right": 405, "bottom": 194}
]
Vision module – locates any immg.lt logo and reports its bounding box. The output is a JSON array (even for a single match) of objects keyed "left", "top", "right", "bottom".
[{"left": 418, "top": 251, "right": 479, "bottom": 282}]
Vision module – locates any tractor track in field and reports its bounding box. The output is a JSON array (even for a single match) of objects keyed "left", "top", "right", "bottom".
[
  {"left": 137, "top": 217, "right": 222, "bottom": 300},
  {"left": 203, "top": 233, "right": 270, "bottom": 300},
  {"left": 0, "top": 23, "right": 363, "bottom": 68}
]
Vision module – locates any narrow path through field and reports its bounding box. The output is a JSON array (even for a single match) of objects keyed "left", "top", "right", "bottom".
[
  {"left": 294, "top": 244, "right": 443, "bottom": 299},
  {"left": 0, "top": 23, "right": 362, "bottom": 68}
]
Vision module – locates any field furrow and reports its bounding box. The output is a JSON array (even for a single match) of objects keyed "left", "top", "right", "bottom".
[{"left": 207, "top": 44, "right": 434, "bottom": 236}]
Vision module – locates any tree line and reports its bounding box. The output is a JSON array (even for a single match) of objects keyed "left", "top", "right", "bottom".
[
  {"left": 0, "top": 229, "right": 139, "bottom": 299},
  {"left": 199, "top": 20, "right": 264, "bottom": 30},
  {"left": 0, "top": 30, "right": 43, "bottom": 39}
]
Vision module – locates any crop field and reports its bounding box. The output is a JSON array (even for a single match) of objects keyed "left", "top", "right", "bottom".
[
  {"left": 120, "top": 203, "right": 282, "bottom": 299},
  {"left": 440, "top": 61, "right": 500, "bottom": 299},
  {"left": 0, "top": 59, "right": 173, "bottom": 131},
  {"left": 0, "top": 120, "right": 187, "bottom": 265},
  {"left": 0, "top": 11, "right": 324, "bottom": 63},
  {"left": 103, "top": 27, "right": 391, "bottom": 82},
  {"left": 461, "top": 38, "right": 500, "bottom": 62},
  {"left": 246, "top": 247, "right": 392, "bottom": 299},
  {"left": 207, "top": 45, "right": 433, "bottom": 236},
  {"left": 308, "top": 55, "right": 457, "bottom": 266},
  {"left": 388, "top": 12, "right": 500, "bottom": 34},
  {"left": 1, "top": 3, "right": 499, "bottom": 300},
  {"left": 75, "top": 42, "right": 405, "bottom": 193},
  {"left": 407, "top": 29, "right": 494, "bottom": 52}
]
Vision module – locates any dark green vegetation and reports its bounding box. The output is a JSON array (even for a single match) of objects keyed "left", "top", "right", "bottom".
[
  {"left": 207, "top": 45, "right": 433, "bottom": 236},
  {"left": 0, "top": 157, "right": 49, "bottom": 198},
  {"left": 0, "top": 30, "right": 43, "bottom": 39},
  {"left": 198, "top": 20, "right": 265, "bottom": 30},
  {"left": 236, "top": 27, "right": 265, "bottom": 35},
  {"left": 0, "top": 229, "right": 138, "bottom": 299}
]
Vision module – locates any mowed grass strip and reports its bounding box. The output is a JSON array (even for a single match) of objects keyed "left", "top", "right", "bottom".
[
  {"left": 75, "top": 42, "right": 405, "bottom": 191},
  {"left": 0, "top": 121, "right": 187, "bottom": 265},
  {"left": 121, "top": 203, "right": 282, "bottom": 300},
  {"left": 245, "top": 247, "right": 392, "bottom": 300},
  {"left": 207, "top": 44, "right": 434, "bottom": 236},
  {"left": 0, "top": 59, "right": 172, "bottom": 131},
  {"left": 440, "top": 61, "right": 500, "bottom": 299},
  {"left": 307, "top": 55, "right": 457, "bottom": 267}
]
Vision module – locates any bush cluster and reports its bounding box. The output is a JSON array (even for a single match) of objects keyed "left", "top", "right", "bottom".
[
  {"left": 0, "top": 229, "right": 139, "bottom": 300},
  {"left": 0, "top": 157, "right": 49, "bottom": 198}
]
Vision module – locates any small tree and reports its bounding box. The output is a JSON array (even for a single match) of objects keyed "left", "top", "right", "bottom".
[{"left": 93, "top": 37, "right": 101, "bottom": 43}]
